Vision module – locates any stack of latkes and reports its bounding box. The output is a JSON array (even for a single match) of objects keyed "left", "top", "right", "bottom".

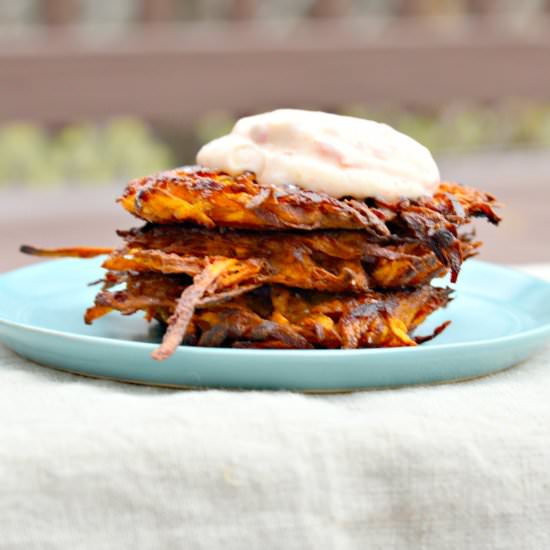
[
  {"left": 24, "top": 167, "right": 499, "bottom": 359},
  {"left": 94, "top": 167, "right": 500, "bottom": 358}
]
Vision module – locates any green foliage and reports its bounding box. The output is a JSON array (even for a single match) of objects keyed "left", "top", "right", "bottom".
[
  {"left": 0, "top": 124, "right": 58, "bottom": 187},
  {"left": 2, "top": 103, "right": 550, "bottom": 187},
  {"left": 0, "top": 118, "right": 175, "bottom": 187},
  {"left": 101, "top": 118, "right": 175, "bottom": 181},
  {"left": 340, "top": 101, "right": 550, "bottom": 153},
  {"left": 195, "top": 111, "right": 236, "bottom": 145},
  {"left": 513, "top": 104, "right": 550, "bottom": 148}
]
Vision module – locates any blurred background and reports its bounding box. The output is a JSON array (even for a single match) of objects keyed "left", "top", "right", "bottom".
[{"left": 1, "top": 0, "right": 549, "bottom": 271}]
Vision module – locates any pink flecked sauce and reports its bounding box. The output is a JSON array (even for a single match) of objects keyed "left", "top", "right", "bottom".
[{"left": 197, "top": 109, "right": 440, "bottom": 202}]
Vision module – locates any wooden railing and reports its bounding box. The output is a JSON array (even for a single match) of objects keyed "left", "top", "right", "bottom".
[
  {"left": 34, "top": 0, "right": 550, "bottom": 23},
  {"left": 1, "top": 0, "right": 550, "bottom": 124}
]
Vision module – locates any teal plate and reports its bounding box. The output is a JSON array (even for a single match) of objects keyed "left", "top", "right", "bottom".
[{"left": 0, "top": 259, "right": 549, "bottom": 391}]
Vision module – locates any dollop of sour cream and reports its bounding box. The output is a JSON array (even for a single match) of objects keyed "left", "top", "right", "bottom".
[{"left": 196, "top": 109, "right": 440, "bottom": 201}]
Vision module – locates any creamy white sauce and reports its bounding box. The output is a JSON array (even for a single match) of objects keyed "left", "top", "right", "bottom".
[{"left": 196, "top": 109, "right": 440, "bottom": 201}]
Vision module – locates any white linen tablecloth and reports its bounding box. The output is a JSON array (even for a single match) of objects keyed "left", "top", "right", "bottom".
[{"left": 1, "top": 265, "right": 550, "bottom": 550}]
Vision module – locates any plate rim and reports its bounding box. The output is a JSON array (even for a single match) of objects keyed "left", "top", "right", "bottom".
[{"left": 1, "top": 258, "right": 550, "bottom": 357}]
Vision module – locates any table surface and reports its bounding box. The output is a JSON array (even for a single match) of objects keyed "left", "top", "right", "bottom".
[{"left": 1, "top": 264, "right": 550, "bottom": 550}]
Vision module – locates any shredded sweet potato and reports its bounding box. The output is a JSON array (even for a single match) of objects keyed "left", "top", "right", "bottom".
[
  {"left": 20, "top": 245, "right": 112, "bottom": 258},
  {"left": 151, "top": 259, "right": 236, "bottom": 360}
]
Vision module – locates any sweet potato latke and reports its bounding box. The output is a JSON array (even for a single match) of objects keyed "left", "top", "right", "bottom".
[{"left": 22, "top": 166, "right": 500, "bottom": 360}]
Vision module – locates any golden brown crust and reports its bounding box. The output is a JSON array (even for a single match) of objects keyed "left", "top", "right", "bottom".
[
  {"left": 120, "top": 167, "right": 392, "bottom": 235},
  {"left": 120, "top": 167, "right": 499, "bottom": 230},
  {"left": 108, "top": 224, "right": 477, "bottom": 293}
]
